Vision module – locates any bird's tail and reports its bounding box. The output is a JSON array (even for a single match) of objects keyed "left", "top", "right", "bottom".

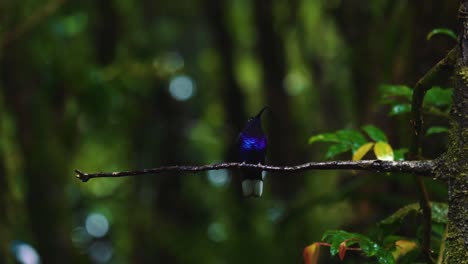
[
  {"left": 241, "top": 169, "right": 264, "bottom": 197},
  {"left": 242, "top": 179, "right": 263, "bottom": 197}
]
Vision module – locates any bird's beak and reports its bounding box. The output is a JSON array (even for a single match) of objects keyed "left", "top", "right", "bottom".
[{"left": 255, "top": 106, "right": 269, "bottom": 118}]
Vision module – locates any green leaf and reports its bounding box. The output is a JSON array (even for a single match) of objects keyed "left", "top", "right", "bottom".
[
  {"left": 393, "top": 148, "right": 408, "bottom": 161},
  {"left": 308, "top": 133, "right": 340, "bottom": 144},
  {"left": 379, "top": 85, "right": 413, "bottom": 100},
  {"left": 353, "top": 142, "right": 374, "bottom": 161},
  {"left": 321, "top": 230, "right": 341, "bottom": 255},
  {"left": 379, "top": 202, "right": 448, "bottom": 227},
  {"left": 336, "top": 130, "right": 367, "bottom": 144},
  {"left": 374, "top": 142, "right": 394, "bottom": 161},
  {"left": 426, "top": 126, "right": 448, "bottom": 135},
  {"left": 359, "top": 238, "right": 380, "bottom": 256},
  {"left": 325, "top": 144, "right": 352, "bottom": 159},
  {"left": 424, "top": 87, "right": 453, "bottom": 108},
  {"left": 383, "top": 236, "right": 408, "bottom": 247},
  {"left": 391, "top": 240, "right": 418, "bottom": 261},
  {"left": 389, "top": 104, "right": 411, "bottom": 116},
  {"left": 379, "top": 204, "right": 420, "bottom": 226},
  {"left": 426, "top": 28, "right": 457, "bottom": 41},
  {"left": 322, "top": 230, "right": 363, "bottom": 256},
  {"left": 362, "top": 125, "right": 388, "bottom": 142},
  {"left": 321, "top": 230, "right": 395, "bottom": 264},
  {"left": 377, "top": 251, "right": 397, "bottom": 264},
  {"left": 335, "top": 129, "right": 367, "bottom": 151},
  {"left": 431, "top": 202, "right": 449, "bottom": 224},
  {"left": 309, "top": 129, "right": 367, "bottom": 154}
]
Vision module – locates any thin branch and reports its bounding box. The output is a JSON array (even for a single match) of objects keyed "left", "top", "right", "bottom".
[
  {"left": 416, "top": 175, "right": 434, "bottom": 264},
  {"left": 436, "top": 226, "right": 448, "bottom": 264},
  {"left": 409, "top": 47, "right": 456, "bottom": 264},
  {"left": 75, "top": 160, "right": 436, "bottom": 182},
  {"left": 410, "top": 47, "right": 456, "bottom": 156},
  {"left": 1, "top": 0, "right": 67, "bottom": 49}
]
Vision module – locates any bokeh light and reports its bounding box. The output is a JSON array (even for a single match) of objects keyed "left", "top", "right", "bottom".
[
  {"left": 207, "top": 169, "right": 229, "bottom": 187},
  {"left": 283, "top": 70, "right": 310, "bottom": 96},
  {"left": 169, "top": 75, "right": 196, "bottom": 101},
  {"left": 153, "top": 51, "right": 185, "bottom": 75},
  {"left": 88, "top": 241, "right": 113, "bottom": 263},
  {"left": 71, "top": 226, "right": 93, "bottom": 248},
  {"left": 10, "top": 241, "right": 41, "bottom": 264},
  {"left": 267, "top": 206, "right": 285, "bottom": 223},
  {"left": 85, "top": 213, "right": 110, "bottom": 238},
  {"left": 207, "top": 222, "right": 228, "bottom": 242}
]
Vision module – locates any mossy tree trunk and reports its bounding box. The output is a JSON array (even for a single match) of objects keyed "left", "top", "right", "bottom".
[{"left": 435, "top": 2, "right": 468, "bottom": 262}]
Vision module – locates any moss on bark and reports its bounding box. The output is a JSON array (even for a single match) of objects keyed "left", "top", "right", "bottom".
[{"left": 435, "top": 56, "right": 468, "bottom": 263}]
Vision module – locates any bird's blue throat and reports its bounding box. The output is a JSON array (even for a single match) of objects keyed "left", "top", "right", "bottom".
[{"left": 239, "top": 134, "right": 267, "bottom": 151}]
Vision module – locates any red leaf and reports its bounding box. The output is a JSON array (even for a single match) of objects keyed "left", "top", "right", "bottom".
[
  {"left": 338, "top": 241, "right": 347, "bottom": 261},
  {"left": 303, "top": 243, "right": 320, "bottom": 264}
]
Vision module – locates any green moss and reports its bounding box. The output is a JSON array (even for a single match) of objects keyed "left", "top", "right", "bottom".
[
  {"left": 436, "top": 105, "right": 468, "bottom": 263},
  {"left": 435, "top": 58, "right": 468, "bottom": 263},
  {"left": 456, "top": 66, "right": 468, "bottom": 82}
]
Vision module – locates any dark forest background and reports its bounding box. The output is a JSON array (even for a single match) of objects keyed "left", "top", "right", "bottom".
[{"left": 0, "top": 0, "right": 458, "bottom": 263}]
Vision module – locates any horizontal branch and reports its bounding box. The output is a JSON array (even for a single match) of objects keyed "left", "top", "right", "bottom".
[{"left": 75, "top": 160, "right": 436, "bottom": 182}]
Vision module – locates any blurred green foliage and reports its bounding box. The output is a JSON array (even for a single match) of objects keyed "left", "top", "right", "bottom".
[
  {"left": 0, "top": 0, "right": 457, "bottom": 263},
  {"left": 379, "top": 84, "right": 453, "bottom": 116}
]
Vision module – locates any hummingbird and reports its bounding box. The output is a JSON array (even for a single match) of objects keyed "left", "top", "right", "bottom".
[{"left": 238, "top": 107, "right": 268, "bottom": 197}]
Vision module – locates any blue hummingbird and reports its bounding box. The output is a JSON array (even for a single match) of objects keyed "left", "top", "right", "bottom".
[{"left": 238, "top": 107, "right": 268, "bottom": 197}]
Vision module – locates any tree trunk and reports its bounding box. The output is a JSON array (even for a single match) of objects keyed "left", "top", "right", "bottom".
[
  {"left": 1, "top": 43, "right": 76, "bottom": 264},
  {"left": 0, "top": 149, "right": 13, "bottom": 264},
  {"left": 435, "top": 2, "right": 468, "bottom": 262},
  {"left": 205, "top": 0, "right": 247, "bottom": 158},
  {"left": 253, "top": 0, "right": 302, "bottom": 198}
]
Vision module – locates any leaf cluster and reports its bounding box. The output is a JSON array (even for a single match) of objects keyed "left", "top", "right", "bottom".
[
  {"left": 303, "top": 203, "right": 448, "bottom": 264},
  {"left": 379, "top": 84, "right": 452, "bottom": 135},
  {"left": 308, "top": 125, "right": 407, "bottom": 161}
]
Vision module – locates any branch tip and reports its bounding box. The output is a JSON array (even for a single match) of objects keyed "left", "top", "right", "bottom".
[{"left": 75, "top": 169, "right": 89, "bottom": 182}]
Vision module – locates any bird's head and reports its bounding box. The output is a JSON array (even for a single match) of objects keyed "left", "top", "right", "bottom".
[{"left": 243, "top": 107, "right": 269, "bottom": 136}]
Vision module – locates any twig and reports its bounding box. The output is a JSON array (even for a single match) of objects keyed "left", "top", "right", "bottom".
[
  {"left": 416, "top": 175, "right": 434, "bottom": 263},
  {"left": 436, "top": 226, "right": 447, "bottom": 264},
  {"left": 75, "top": 160, "right": 436, "bottom": 182},
  {"left": 408, "top": 47, "right": 456, "bottom": 264},
  {"left": 410, "top": 47, "right": 456, "bottom": 156},
  {"left": 1, "top": 0, "right": 67, "bottom": 49}
]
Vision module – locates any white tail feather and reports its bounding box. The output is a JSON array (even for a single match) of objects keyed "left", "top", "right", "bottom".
[
  {"left": 253, "top": 180, "right": 263, "bottom": 197},
  {"left": 242, "top": 179, "right": 263, "bottom": 197},
  {"left": 242, "top": 179, "right": 254, "bottom": 196}
]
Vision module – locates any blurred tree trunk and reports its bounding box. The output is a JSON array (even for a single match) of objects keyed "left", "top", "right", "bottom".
[
  {"left": 92, "top": 0, "right": 119, "bottom": 65},
  {"left": 333, "top": 0, "right": 406, "bottom": 120},
  {"left": 131, "top": 86, "right": 179, "bottom": 263},
  {"left": 0, "top": 151, "right": 13, "bottom": 263},
  {"left": 205, "top": 0, "right": 252, "bottom": 203},
  {"left": 126, "top": 2, "right": 201, "bottom": 261},
  {"left": 253, "top": 0, "right": 295, "bottom": 164},
  {"left": 205, "top": 0, "right": 247, "bottom": 160},
  {"left": 253, "top": 0, "right": 301, "bottom": 198},
  {"left": 1, "top": 43, "right": 76, "bottom": 263},
  {"left": 130, "top": 84, "right": 200, "bottom": 263}
]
